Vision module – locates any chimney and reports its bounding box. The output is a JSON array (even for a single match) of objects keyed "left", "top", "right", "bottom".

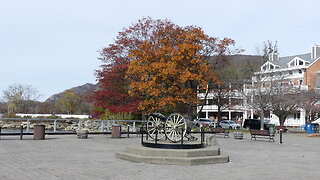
[
  {"left": 269, "top": 52, "right": 279, "bottom": 61},
  {"left": 311, "top": 45, "right": 320, "bottom": 59}
]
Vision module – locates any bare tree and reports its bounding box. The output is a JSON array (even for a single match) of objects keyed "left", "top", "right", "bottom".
[
  {"left": 300, "top": 90, "right": 320, "bottom": 123},
  {"left": 262, "top": 40, "right": 278, "bottom": 61},
  {"left": 2, "top": 84, "right": 40, "bottom": 114},
  {"left": 246, "top": 76, "right": 302, "bottom": 128},
  {"left": 269, "top": 83, "right": 301, "bottom": 126}
]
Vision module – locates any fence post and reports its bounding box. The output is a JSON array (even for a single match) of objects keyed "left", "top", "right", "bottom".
[
  {"left": 280, "top": 129, "right": 283, "bottom": 144},
  {"left": 100, "top": 120, "right": 104, "bottom": 132},
  {"left": 141, "top": 126, "right": 144, "bottom": 144},
  {"left": 53, "top": 120, "right": 57, "bottom": 132},
  {"left": 20, "top": 123, "right": 23, "bottom": 140},
  {"left": 155, "top": 128, "right": 158, "bottom": 145},
  {"left": 77, "top": 120, "right": 81, "bottom": 130},
  {"left": 26, "top": 119, "right": 30, "bottom": 133},
  {"left": 181, "top": 128, "right": 184, "bottom": 148},
  {"left": 133, "top": 121, "right": 136, "bottom": 132},
  {"left": 127, "top": 125, "right": 130, "bottom": 138}
]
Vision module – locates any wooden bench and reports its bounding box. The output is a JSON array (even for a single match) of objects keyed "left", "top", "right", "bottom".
[
  {"left": 250, "top": 129, "right": 274, "bottom": 142},
  {"left": 210, "top": 127, "right": 229, "bottom": 138},
  {"left": 276, "top": 126, "right": 288, "bottom": 133}
]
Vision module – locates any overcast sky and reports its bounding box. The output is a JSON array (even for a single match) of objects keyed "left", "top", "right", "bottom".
[{"left": 1, "top": 0, "right": 320, "bottom": 101}]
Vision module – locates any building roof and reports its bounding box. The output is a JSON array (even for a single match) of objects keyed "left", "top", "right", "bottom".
[{"left": 271, "top": 53, "right": 312, "bottom": 68}]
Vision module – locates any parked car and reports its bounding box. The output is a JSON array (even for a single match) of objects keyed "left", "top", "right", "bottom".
[
  {"left": 243, "top": 119, "right": 273, "bottom": 130},
  {"left": 219, "top": 120, "right": 240, "bottom": 129},
  {"left": 193, "top": 118, "right": 216, "bottom": 127}
]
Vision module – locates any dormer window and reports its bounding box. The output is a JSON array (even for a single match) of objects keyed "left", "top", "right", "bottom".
[
  {"left": 290, "top": 61, "right": 295, "bottom": 67},
  {"left": 299, "top": 60, "right": 303, "bottom": 65},
  {"left": 288, "top": 57, "right": 306, "bottom": 67},
  {"left": 270, "top": 64, "right": 274, "bottom": 69},
  {"left": 261, "top": 62, "right": 279, "bottom": 71}
]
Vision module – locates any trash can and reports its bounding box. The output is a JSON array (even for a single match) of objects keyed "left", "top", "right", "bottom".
[
  {"left": 77, "top": 130, "right": 89, "bottom": 139},
  {"left": 33, "top": 124, "right": 45, "bottom": 140},
  {"left": 234, "top": 131, "right": 243, "bottom": 139},
  {"left": 313, "top": 123, "right": 319, "bottom": 133},
  {"left": 305, "top": 123, "right": 314, "bottom": 133},
  {"left": 112, "top": 125, "right": 122, "bottom": 138},
  {"left": 268, "top": 124, "right": 275, "bottom": 134}
]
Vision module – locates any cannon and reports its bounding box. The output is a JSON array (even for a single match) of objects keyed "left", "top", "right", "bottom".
[{"left": 146, "top": 113, "right": 188, "bottom": 142}]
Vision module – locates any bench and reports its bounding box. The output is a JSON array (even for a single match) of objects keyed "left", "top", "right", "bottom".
[
  {"left": 210, "top": 127, "right": 229, "bottom": 138},
  {"left": 276, "top": 126, "right": 288, "bottom": 133},
  {"left": 250, "top": 129, "right": 274, "bottom": 142}
]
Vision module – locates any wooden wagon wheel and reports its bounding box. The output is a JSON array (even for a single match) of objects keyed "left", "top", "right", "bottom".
[
  {"left": 164, "top": 113, "right": 187, "bottom": 142},
  {"left": 146, "top": 113, "right": 166, "bottom": 140}
]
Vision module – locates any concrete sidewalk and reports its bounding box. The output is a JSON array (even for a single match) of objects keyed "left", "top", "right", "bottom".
[{"left": 0, "top": 132, "right": 319, "bottom": 180}]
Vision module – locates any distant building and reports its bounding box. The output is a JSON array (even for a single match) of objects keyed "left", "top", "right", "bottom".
[
  {"left": 247, "top": 45, "right": 320, "bottom": 127},
  {"left": 198, "top": 45, "right": 320, "bottom": 127}
]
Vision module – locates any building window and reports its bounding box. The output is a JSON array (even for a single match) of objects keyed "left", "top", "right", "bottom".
[
  {"left": 299, "top": 80, "right": 303, "bottom": 85},
  {"left": 270, "top": 64, "right": 274, "bottom": 69},
  {"left": 299, "top": 70, "right": 302, "bottom": 74},
  {"left": 290, "top": 61, "right": 295, "bottom": 67},
  {"left": 299, "top": 60, "right": 303, "bottom": 65},
  {"left": 289, "top": 71, "right": 293, "bottom": 75},
  {"left": 294, "top": 113, "right": 301, "bottom": 119},
  {"left": 263, "top": 65, "right": 266, "bottom": 71}
]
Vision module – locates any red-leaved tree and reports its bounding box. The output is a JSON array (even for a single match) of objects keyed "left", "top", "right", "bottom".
[{"left": 90, "top": 17, "right": 174, "bottom": 117}]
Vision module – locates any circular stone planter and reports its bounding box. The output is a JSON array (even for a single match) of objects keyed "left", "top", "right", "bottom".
[{"left": 234, "top": 131, "right": 243, "bottom": 140}]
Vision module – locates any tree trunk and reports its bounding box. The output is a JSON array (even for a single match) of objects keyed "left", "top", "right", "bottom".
[
  {"left": 217, "top": 105, "right": 222, "bottom": 122},
  {"left": 259, "top": 111, "right": 264, "bottom": 130}
]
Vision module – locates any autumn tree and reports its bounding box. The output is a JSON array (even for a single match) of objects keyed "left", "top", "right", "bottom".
[
  {"left": 91, "top": 18, "right": 183, "bottom": 118},
  {"left": 55, "top": 91, "right": 82, "bottom": 114},
  {"left": 126, "top": 22, "right": 237, "bottom": 117}
]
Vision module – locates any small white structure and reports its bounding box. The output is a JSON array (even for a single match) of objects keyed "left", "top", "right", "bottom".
[{"left": 16, "top": 113, "right": 90, "bottom": 119}]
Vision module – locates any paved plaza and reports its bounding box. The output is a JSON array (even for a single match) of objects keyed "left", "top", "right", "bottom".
[{"left": 0, "top": 132, "right": 319, "bottom": 180}]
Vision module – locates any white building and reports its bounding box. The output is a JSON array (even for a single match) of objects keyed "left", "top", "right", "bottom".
[{"left": 198, "top": 45, "right": 320, "bottom": 127}]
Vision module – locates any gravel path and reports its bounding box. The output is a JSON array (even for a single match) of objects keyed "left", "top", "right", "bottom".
[{"left": 0, "top": 132, "right": 319, "bottom": 180}]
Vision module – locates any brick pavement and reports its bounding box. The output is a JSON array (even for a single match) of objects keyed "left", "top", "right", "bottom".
[{"left": 0, "top": 133, "right": 319, "bottom": 180}]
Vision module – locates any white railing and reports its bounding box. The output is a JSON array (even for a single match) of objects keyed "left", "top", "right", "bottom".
[{"left": 0, "top": 118, "right": 143, "bottom": 133}]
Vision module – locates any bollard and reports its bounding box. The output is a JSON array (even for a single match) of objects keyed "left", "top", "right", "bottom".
[
  {"left": 280, "top": 129, "right": 283, "bottom": 144},
  {"left": 20, "top": 124, "right": 23, "bottom": 140},
  {"left": 201, "top": 127, "right": 204, "bottom": 147}
]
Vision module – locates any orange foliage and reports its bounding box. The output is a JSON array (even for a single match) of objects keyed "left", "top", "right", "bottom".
[{"left": 126, "top": 24, "right": 230, "bottom": 113}]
